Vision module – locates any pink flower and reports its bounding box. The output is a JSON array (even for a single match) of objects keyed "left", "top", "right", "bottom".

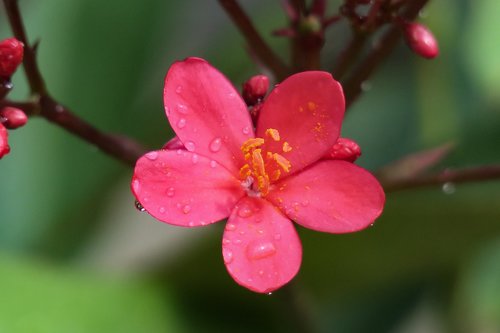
[
  {"left": 131, "top": 58, "right": 385, "bottom": 293},
  {"left": 0, "top": 38, "right": 24, "bottom": 78}
]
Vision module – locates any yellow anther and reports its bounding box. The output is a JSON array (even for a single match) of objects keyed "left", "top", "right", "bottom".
[
  {"left": 282, "top": 141, "right": 292, "bottom": 153},
  {"left": 239, "top": 164, "right": 251, "bottom": 179},
  {"left": 265, "top": 128, "right": 280, "bottom": 141},
  {"left": 257, "top": 175, "right": 270, "bottom": 195},
  {"left": 271, "top": 169, "right": 281, "bottom": 181},
  {"left": 266, "top": 151, "right": 273, "bottom": 159},
  {"left": 241, "top": 138, "right": 264, "bottom": 153},
  {"left": 273, "top": 153, "right": 291, "bottom": 173},
  {"left": 252, "top": 149, "right": 266, "bottom": 176}
]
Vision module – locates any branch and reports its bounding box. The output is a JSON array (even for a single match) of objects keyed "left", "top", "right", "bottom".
[
  {"left": 342, "top": 0, "right": 429, "bottom": 108},
  {"left": 382, "top": 164, "right": 500, "bottom": 193},
  {"left": 218, "top": 0, "right": 290, "bottom": 80},
  {"left": 2, "top": 0, "right": 146, "bottom": 166}
]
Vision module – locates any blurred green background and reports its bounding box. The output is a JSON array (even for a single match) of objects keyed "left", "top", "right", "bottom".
[{"left": 1, "top": 0, "right": 500, "bottom": 332}]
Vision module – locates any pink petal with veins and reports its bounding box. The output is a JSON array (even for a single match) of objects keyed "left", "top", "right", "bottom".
[
  {"left": 268, "top": 160, "right": 385, "bottom": 233},
  {"left": 222, "top": 196, "right": 302, "bottom": 293},
  {"left": 132, "top": 149, "right": 244, "bottom": 227}
]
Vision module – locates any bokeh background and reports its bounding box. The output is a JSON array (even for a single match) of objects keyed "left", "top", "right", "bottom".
[{"left": 1, "top": 0, "right": 500, "bottom": 332}]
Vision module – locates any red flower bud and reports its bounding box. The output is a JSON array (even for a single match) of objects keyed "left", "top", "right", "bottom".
[
  {"left": 242, "top": 75, "right": 269, "bottom": 106},
  {"left": 404, "top": 23, "right": 439, "bottom": 59},
  {"left": 0, "top": 38, "right": 24, "bottom": 78},
  {"left": 325, "top": 137, "right": 362, "bottom": 162},
  {"left": 0, "top": 107, "right": 28, "bottom": 129},
  {"left": 0, "top": 123, "right": 10, "bottom": 158}
]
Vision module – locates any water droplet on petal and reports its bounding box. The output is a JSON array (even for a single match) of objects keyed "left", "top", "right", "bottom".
[
  {"left": 237, "top": 206, "right": 253, "bottom": 218},
  {"left": 191, "top": 153, "right": 199, "bottom": 164},
  {"left": 175, "top": 85, "right": 182, "bottom": 94},
  {"left": 165, "top": 106, "right": 170, "bottom": 116},
  {"left": 301, "top": 200, "right": 310, "bottom": 207},
  {"left": 177, "top": 104, "right": 188, "bottom": 114},
  {"left": 234, "top": 239, "right": 242, "bottom": 245},
  {"left": 176, "top": 149, "right": 183, "bottom": 155},
  {"left": 182, "top": 205, "right": 191, "bottom": 214},
  {"left": 223, "top": 238, "right": 231, "bottom": 245},
  {"left": 188, "top": 221, "right": 195, "bottom": 227},
  {"left": 134, "top": 200, "right": 145, "bottom": 212},
  {"left": 442, "top": 182, "right": 456, "bottom": 195},
  {"left": 242, "top": 126, "right": 250, "bottom": 135},
  {"left": 210, "top": 160, "right": 218, "bottom": 168},
  {"left": 166, "top": 187, "right": 175, "bottom": 197},
  {"left": 209, "top": 137, "right": 222, "bottom": 152},
  {"left": 159, "top": 206, "right": 166, "bottom": 214},
  {"left": 145, "top": 151, "right": 159, "bottom": 160},
  {"left": 223, "top": 248, "right": 233, "bottom": 264},
  {"left": 184, "top": 141, "right": 196, "bottom": 152},
  {"left": 247, "top": 241, "right": 276, "bottom": 260},
  {"left": 177, "top": 118, "right": 186, "bottom": 129},
  {"left": 226, "top": 223, "right": 236, "bottom": 231}
]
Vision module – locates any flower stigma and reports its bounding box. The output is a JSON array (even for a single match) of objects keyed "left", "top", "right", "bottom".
[{"left": 239, "top": 128, "right": 292, "bottom": 197}]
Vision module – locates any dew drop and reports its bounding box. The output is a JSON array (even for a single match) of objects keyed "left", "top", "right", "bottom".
[
  {"left": 442, "top": 182, "right": 456, "bottom": 195},
  {"left": 237, "top": 206, "right": 253, "bottom": 218},
  {"left": 301, "top": 200, "right": 310, "bottom": 207},
  {"left": 134, "top": 200, "right": 145, "bottom": 212},
  {"left": 145, "top": 151, "right": 159, "bottom": 161},
  {"left": 182, "top": 205, "right": 191, "bottom": 214},
  {"left": 223, "top": 248, "right": 233, "bottom": 264},
  {"left": 226, "top": 223, "right": 236, "bottom": 231},
  {"left": 175, "top": 85, "right": 182, "bottom": 94},
  {"left": 247, "top": 241, "right": 276, "bottom": 260},
  {"left": 258, "top": 270, "right": 264, "bottom": 276},
  {"left": 266, "top": 292, "right": 273, "bottom": 296},
  {"left": 191, "top": 153, "right": 199, "bottom": 164},
  {"left": 159, "top": 206, "right": 166, "bottom": 214},
  {"left": 242, "top": 126, "right": 251, "bottom": 135},
  {"left": 188, "top": 221, "right": 195, "bottom": 227},
  {"left": 184, "top": 141, "right": 196, "bottom": 152},
  {"left": 165, "top": 106, "right": 170, "bottom": 116},
  {"left": 177, "top": 104, "right": 188, "bottom": 114},
  {"left": 176, "top": 149, "right": 183, "bottom": 155},
  {"left": 234, "top": 239, "right": 242, "bottom": 245},
  {"left": 223, "top": 238, "right": 231, "bottom": 245},
  {"left": 210, "top": 160, "right": 218, "bottom": 168},
  {"left": 177, "top": 118, "right": 186, "bottom": 129},
  {"left": 209, "top": 137, "right": 222, "bottom": 152},
  {"left": 166, "top": 187, "right": 175, "bottom": 197}
]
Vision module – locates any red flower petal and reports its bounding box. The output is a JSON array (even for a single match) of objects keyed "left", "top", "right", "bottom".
[
  {"left": 256, "top": 71, "right": 344, "bottom": 175},
  {"left": 0, "top": 123, "right": 10, "bottom": 158},
  {"left": 268, "top": 160, "right": 385, "bottom": 233},
  {"left": 164, "top": 58, "right": 254, "bottom": 174},
  {"left": 222, "top": 196, "right": 302, "bottom": 293},
  {"left": 132, "top": 149, "right": 244, "bottom": 227}
]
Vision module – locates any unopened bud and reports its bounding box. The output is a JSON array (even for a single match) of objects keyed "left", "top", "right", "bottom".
[
  {"left": 242, "top": 75, "right": 269, "bottom": 106},
  {"left": 0, "top": 123, "right": 10, "bottom": 158},
  {"left": 0, "top": 38, "right": 24, "bottom": 78},
  {"left": 0, "top": 107, "right": 28, "bottom": 129},
  {"left": 404, "top": 23, "right": 439, "bottom": 59},
  {"left": 325, "top": 137, "right": 361, "bottom": 162}
]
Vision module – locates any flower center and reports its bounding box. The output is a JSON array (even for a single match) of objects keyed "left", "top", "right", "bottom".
[{"left": 239, "top": 128, "right": 292, "bottom": 196}]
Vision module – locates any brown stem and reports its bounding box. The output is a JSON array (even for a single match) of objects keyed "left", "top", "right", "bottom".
[
  {"left": 331, "top": 30, "right": 367, "bottom": 80},
  {"left": 382, "top": 164, "right": 500, "bottom": 193},
  {"left": 2, "top": 0, "right": 146, "bottom": 166},
  {"left": 342, "top": 0, "right": 429, "bottom": 108},
  {"left": 3, "top": 0, "right": 47, "bottom": 95},
  {"left": 219, "top": 0, "right": 290, "bottom": 80}
]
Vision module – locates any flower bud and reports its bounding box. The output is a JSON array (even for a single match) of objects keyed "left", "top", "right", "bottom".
[
  {"left": 0, "top": 38, "right": 24, "bottom": 78},
  {"left": 0, "top": 123, "right": 10, "bottom": 158},
  {"left": 403, "top": 23, "right": 439, "bottom": 59},
  {"left": 325, "top": 137, "right": 361, "bottom": 162},
  {"left": 0, "top": 107, "right": 28, "bottom": 129},
  {"left": 242, "top": 75, "right": 269, "bottom": 106}
]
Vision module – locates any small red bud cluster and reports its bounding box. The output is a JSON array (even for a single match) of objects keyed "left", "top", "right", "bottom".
[
  {"left": 0, "top": 38, "right": 24, "bottom": 78},
  {"left": 403, "top": 22, "right": 439, "bottom": 59},
  {"left": 242, "top": 74, "right": 270, "bottom": 125},
  {"left": 0, "top": 37, "right": 27, "bottom": 159}
]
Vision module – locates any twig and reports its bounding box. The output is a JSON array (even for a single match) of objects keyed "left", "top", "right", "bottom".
[
  {"left": 218, "top": 0, "right": 290, "bottom": 80},
  {"left": 382, "top": 164, "right": 500, "bottom": 192},
  {"left": 342, "top": 0, "right": 429, "bottom": 107},
  {"left": 2, "top": 0, "right": 146, "bottom": 166}
]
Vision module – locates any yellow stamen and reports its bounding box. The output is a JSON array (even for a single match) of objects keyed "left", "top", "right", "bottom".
[
  {"left": 265, "top": 128, "right": 280, "bottom": 141},
  {"left": 241, "top": 138, "right": 264, "bottom": 154},
  {"left": 282, "top": 141, "right": 292, "bottom": 153},
  {"left": 273, "top": 153, "right": 291, "bottom": 173}
]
